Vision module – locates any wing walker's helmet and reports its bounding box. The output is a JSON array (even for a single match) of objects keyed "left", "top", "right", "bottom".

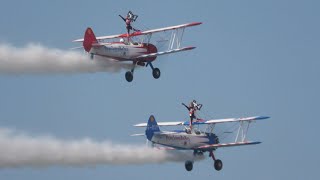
[{"left": 189, "top": 101, "right": 194, "bottom": 108}]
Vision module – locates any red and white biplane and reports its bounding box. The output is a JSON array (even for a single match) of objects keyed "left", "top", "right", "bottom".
[{"left": 73, "top": 22, "right": 202, "bottom": 82}]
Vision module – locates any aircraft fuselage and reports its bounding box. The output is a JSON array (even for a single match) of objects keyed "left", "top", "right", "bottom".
[
  {"left": 90, "top": 43, "right": 157, "bottom": 62},
  {"left": 151, "top": 132, "right": 218, "bottom": 149}
]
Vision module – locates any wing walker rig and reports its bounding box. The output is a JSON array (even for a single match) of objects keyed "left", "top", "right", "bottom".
[
  {"left": 133, "top": 100, "right": 270, "bottom": 172},
  {"left": 73, "top": 11, "right": 202, "bottom": 82}
]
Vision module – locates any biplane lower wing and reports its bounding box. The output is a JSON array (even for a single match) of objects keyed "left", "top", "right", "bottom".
[
  {"left": 195, "top": 141, "right": 261, "bottom": 151},
  {"left": 135, "top": 46, "right": 195, "bottom": 59},
  {"left": 148, "top": 142, "right": 261, "bottom": 151}
]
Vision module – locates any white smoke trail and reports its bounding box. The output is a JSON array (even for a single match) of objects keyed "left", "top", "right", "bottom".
[
  {"left": 0, "top": 43, "right": 132, "bottom": 74},
  {"left": 0, "top": 128, "right": 201, "bottom": 168}
]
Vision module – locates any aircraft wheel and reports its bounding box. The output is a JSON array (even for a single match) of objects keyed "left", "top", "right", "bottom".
[
  {"left": 214, "top": 159, "right": 223, "bottom": 171},
  {"left": 152, "top": 68, "right": 161, "bottom": 79},
  {"left": 125, "top": 71, "right": 133, "bottom": 82},
  {"left": 185, "top": 161, "right": 193, "bottom": 171}
]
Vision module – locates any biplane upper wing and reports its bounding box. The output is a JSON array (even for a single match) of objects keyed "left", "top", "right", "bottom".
[
  {"left": 201, "top": 116, "right": 269, "bottom": 125},
  {"left": 179, "top": 116, "right": 269, "bottom": 125},
  {"left": 195, "top": 141, "right": 261, "bottom": 151},
  {"left": 129, "top": 22, "right": 202, "bottom": 37},
  {"left": 73, "top": 22, "right": 202, "bottom": 42},
  {"left": 134, "top": 116, "right": 269, "bottom": 127}
]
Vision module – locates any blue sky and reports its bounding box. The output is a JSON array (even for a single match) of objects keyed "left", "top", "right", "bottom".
[{"left": 0, "top": 0, "right": 319, "bottom": 179}]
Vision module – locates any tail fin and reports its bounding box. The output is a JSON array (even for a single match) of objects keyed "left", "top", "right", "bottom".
[
  {"left": 83, "top": 27, "right": 98, "bottom": 52},
  {"left": 145, "top": 115, "right": 160, "bottom": 141}
]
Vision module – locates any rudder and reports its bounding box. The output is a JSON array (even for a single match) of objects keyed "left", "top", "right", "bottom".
[
  {"left": 83, "top": 27, "right": 98, "bottom": 52},
  {"left": 145, "top": 115, "right": 160, "bottom": 141}
]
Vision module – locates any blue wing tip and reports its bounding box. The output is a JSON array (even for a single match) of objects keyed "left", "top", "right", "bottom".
[
  {"left": 253, "top": 141, "right": 262, "bottom": 144},
  {"left": 256, "top": 116, "right": 270, "bottom": 120}
]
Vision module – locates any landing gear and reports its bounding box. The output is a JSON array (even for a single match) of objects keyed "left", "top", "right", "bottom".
[
  {"left": 125, "top": 62, "right": 136, "bottom": 82},
  {"left": 152, "top": 68, "right": 160, "bottom": 79},
  {"left": 184, "top": 151, "right": 205, "bottom": 171},
  {"left": 90, "top": 53, "right": 94, "bottom": 60},
  {"left": 214, "top": 159, "right": 223, "bottom": 171},
  {"left": 147, "top": 62, "right": 161, "bottom": 79},
  {"left": 185, "top": 161, "right": 193, "bottom": 171},
  {"left": 185, "top": 151, "right": 223, "bottom": 171},
  {"left": 124, "top": 61, "right": 161, "bottom": 82},
  {"left": 125, "top": 71, "right": 133, "bottom": 82},
  {"left": 210, "top": 151, "right": 223, "bottom": 171}
]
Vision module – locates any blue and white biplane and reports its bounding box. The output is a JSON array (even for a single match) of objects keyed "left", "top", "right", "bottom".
[{"left": 133, "top": 115, "right": 269, "bottom": 171}]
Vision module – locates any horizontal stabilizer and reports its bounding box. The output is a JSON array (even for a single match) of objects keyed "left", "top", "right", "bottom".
[
  {"left": 70, "top": 46, "right": 83, "bottom": 50},
  {"left": 130, "top": 133, "right": 145, "bottom": 137}
]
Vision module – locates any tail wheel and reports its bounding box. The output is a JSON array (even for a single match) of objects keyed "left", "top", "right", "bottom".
[
  {"left": 185, "top": 161, "right": 193, "bottom": 171},
  {"left": 152, "top": 68, "right": 161, "bottom": 79},
  {"left": 90, "top": 53, "right": 94, "bottom": 60},
  {"left": 214, "top": 159, "right": 223, "bottom": 171},
  {"left": 125, "top": 71, "right": 133, "bottom": 82}
]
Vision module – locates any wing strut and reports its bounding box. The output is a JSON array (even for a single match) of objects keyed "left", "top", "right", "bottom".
[
  {"left": 168, "top": 27, "right": 186, "bottom": 50},
  {"left": 235, "top": 121, "right": 252, "bottom": 142}
]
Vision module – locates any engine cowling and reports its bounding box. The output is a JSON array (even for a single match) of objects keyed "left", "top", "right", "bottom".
[{"left": 138, "top": 43, "right": 158, "bottom": 62}]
